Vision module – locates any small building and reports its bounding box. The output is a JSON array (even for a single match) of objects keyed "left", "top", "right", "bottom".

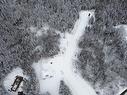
[{"left": 10, "top": 76, "right": 23, "bottom": 92}]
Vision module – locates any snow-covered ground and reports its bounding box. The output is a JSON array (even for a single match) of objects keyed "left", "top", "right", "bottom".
[
  {"left": 32, "top": 10, "right": 97, "bottom": 95},
  {"left": 3, "top": 67, "right": 28, "bottom": 95},
  {"left": 114, "top": 25, "right": 127, "bottom": 95},
  {"left": 116, "top": 25, "right": 127, "bottom": 41},
  {"left": 117, "top": 88, "right": 127, "bottom": 95}
]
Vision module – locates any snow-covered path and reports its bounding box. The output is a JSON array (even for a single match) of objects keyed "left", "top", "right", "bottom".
[{"left": 32, "top": 10, "right": 97, "bottom": 95}]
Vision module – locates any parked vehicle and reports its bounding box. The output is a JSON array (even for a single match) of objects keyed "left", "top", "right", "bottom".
[{"left": 18, "top": 91, "right": 25, "bottom": 95}]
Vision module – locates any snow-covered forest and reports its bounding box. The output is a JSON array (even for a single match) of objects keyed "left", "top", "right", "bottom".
[{"left": 0, "top": 0, "right": 127, "bottom": 95}]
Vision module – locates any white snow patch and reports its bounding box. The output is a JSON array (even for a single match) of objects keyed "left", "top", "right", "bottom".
[
  {"left": 117, "top": 88, "right": 127, "bottom": 95},
  {"left": 114, "top": 25, "right": 127, "bottom": 40},
  {"left": 29, "top": 25, "right": 61, "bottom": 37},
  {"left": 114, "top": 25, "right": 127, "bottom": 29},
  {"left": 3, "top": 67, "right": 28, "bottom": 95},
  {"left": 32, "top": 10, "right": 97, "bottom": 95},
  {"left": 29, "top": 26, "right": 46, "bottom": 37},
  {"left": 29, "top": 26, "right": 37, "bottom": 33},
  {"left": 116, "top": 78, "right": 127, "bottom": 95}
]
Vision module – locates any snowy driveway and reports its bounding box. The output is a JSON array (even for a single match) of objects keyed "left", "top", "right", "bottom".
[{"left": 32, "top": 10, "right": 97, "bottom": 95}]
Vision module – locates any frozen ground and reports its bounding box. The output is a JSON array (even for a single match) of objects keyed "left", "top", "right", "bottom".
[
  {"left": 3, "top": 67, "right": 28, "bottom": 95},
  {"left": 32, "top": 10, "right": 97, "bottom": 95}
]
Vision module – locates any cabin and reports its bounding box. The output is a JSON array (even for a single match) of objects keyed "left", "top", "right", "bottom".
[{"left": 10, "top": 76, "right": 23, "bottom": 92}]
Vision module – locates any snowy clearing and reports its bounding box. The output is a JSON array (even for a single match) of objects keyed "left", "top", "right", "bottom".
[
  {"left": 32, "top": 10, "right": 97, "bottom": 95},
  {"left": 114, "top": 25, "right": 127, "bottom": 40},
  {"left": 3, "top": 67, "right": 28, "bottom": 95}
]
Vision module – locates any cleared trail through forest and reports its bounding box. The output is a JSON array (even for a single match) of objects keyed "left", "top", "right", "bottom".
[{"left": 32, "top": 10, "right": 97, "bottom": 95}]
